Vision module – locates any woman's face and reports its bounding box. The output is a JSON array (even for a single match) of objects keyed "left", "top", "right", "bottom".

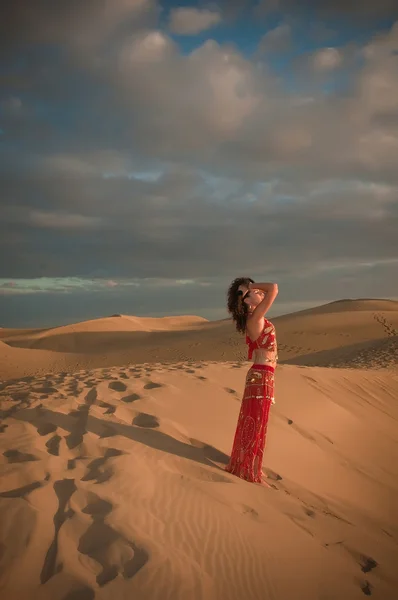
[{"left": 243, "top": 288, "right": 265, "bottom": 308}]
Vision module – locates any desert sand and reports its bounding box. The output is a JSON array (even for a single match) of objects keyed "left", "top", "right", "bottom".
[{"left": 0, "top": 299, "right": 398, "bottom": 600}]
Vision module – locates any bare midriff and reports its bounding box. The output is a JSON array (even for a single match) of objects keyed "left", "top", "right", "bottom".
[
  {"left": 251, "top": 347, "right": 278, "bottom": 367},
  {"left": 246, "top": 317, "right": 278, "bottom": 366}
]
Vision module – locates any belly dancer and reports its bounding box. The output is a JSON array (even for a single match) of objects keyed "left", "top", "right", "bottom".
[{"left": 225, "top": 277, "right": 279, "bottom": 485}]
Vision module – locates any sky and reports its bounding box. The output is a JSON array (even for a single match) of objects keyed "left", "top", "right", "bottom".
[{"left": 1, "top": 0, "right": 398, "bottom": 327}]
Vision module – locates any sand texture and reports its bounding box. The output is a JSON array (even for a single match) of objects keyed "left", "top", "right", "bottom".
[{"left": 1, "top": 299, "right": 398, "bottom": 599}]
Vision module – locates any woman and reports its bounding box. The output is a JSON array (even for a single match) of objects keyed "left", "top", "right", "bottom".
[{"left": 225, "top": 277, "right": 279, "bottom": 485}]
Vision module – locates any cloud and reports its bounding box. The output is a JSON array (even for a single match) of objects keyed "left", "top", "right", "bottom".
[
  {"left": 1, "top": 161, "right": 397, "bottom": 285},
  {"left": 169, "top": 8, "right": 222, "bottom": 35},
  {"left": 1, "top": 4, "right": 397, "bottom": 322},
  {"left": 0, "top": 277, "right": 141, "bottom": 295},
  {"left": 29, "top": 211, "right": 103, "bottom": 230},
  {"left": 288, "top": 43, "right": 358, "bottom": 86},
  {"left": 311, "top": 47, "right": 343, "bottom": 70},
  {"left": 92, "top": 21, "right": 396, "bottom": 189},
  {"left": 1, "top": 96, "right": 23, "bottom": 115},
  {"left": 257, "top": 24, "right": 292, "bottom": 54},
  {"left": 0, "top": 0, "right": 160, "bottom": 56},
  {"left": 111, "top": 34, "right": 262, "bottom": 156},
  {"left": 37, "top": 150, "right": 135, "bottom": 178},
  {"left": 254, "top": 0, "right": 398, "bottom": 20}
]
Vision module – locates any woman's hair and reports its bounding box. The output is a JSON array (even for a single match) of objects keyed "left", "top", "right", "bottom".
[{"left": 227, "top": 277, "right": 255, "bottom": 334}]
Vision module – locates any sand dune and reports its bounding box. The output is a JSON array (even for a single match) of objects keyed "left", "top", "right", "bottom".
[
  {"left": 1, "top": 362, "right": 397, "bottom": 599},
  {"left": 287, "top": 335, "right": 398, "bottom": 370},
  {"left": 1, "top": 299, "right": 397, "bottom": 599},
  {"left": 1, "top": 299, "right": 397, "bottom": 380},
  {"left": 282, "top": 298, "right": 398, "bottom": 315}
]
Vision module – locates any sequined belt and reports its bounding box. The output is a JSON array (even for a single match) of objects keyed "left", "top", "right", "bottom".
[
  {"left": 245, "top": 366, "right": 275, "bottom": 404},
  {"left": 250, "top": 363, "right": 275, "bottom": 371}
]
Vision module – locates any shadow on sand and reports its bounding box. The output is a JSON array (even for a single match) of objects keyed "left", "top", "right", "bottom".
[{"left": 13, "top": 406, "right": 230, "bottom": 469}]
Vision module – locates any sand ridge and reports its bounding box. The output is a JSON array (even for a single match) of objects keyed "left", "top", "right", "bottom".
[{"left": 1, "top": 299, "right": 398, "bottom": 380}]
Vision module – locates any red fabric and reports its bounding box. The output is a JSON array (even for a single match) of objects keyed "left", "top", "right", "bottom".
[
  {"left": 246, "top": 319, "right": 277, "bottom": 360},
  {"left": 225, "top": 364, "right": 275, "bottom": 483}
]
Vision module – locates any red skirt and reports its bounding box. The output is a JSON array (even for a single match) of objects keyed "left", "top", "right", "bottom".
[{"left": 225, "top": 364, "right": 275, "bottom": 483}]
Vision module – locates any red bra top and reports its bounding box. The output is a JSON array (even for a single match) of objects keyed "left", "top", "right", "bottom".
[{"left": 246, "top": 318, "right": 277, "bottom": 360}]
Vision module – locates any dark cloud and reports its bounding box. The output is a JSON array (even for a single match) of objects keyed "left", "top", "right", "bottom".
[
  {"left": 297, "top": 0, "right": 398, "bottom": 18},
  {"left": 254, "top": 0, "right": 398, "bottom": 20},
  {"left": 3, "top": 0, "right": 396, "bottom": 54},
  {"left": 203, "top": 0, "right": 398, "bottom": 21},
  {"left": 1, "top": 164, "right": 397, "bottom": 283},
  {"left": 0, "top": 0, "right": 160, "bottom": 56},
  {"left": 0, "top": 0, "right": 397, "bottom": 327}
]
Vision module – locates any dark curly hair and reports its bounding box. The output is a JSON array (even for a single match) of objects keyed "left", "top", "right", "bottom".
[{"left": 227, "top": 277, "right": 255, "bottom": 334}]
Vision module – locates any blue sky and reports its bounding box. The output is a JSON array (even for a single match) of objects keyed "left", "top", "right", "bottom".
[{"left": 1, "top": 0, "right": 398, "bottom": 327}]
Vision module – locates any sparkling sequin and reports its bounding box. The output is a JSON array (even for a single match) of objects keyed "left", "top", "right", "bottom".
[
  {"left": 225, "top": 364, "right": 275, "bottom": 483},
  {"left": 246, "top": 318, "right": 278, "bottom": 362}
]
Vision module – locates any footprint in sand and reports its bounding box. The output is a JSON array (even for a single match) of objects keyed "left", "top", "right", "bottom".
[
  {"left": 62, "top": 586, "right": 95, "bottom": 600},
  {"left": 123, "top": 543, "right": 151, "bottom": 579},
  {"left": 81, "top": 448, "right": 123, "bottom": 483},
  {"left": 108, "top": 381, "right": 127, "bottom": 392},
  {"left": 224, "top": 387, "right": 237, "bottom": 394},
  {"left": 64, "top": 388, "right": 98, "bottom": 449},
  {"left": 10, "top": 390, "right": 30, "bottom": 401},
  {"left": 99, "top": 402, "right": 116, "bottom": 415},
  {"left": 67, "top": 386, "right": 81, "bottom": 398},
  {"left": 143, "top": 382, "right": 163, "bottom": 390},
  {"left": 0, "top": 480, "right": 43, "bottom": 499},
  {"left": 82, "top": 495, "right": 113, "bottom": 518},
  {"left": 360, "top": 581, "right": 372, "bottom": 596},
  {"left": 241, "top": 504, "right": 259, "bottom": 519},
  {"left": 263, "top": 468, "right": 283, "bottom": 482},
  {"left": 360, "top": 556, "right": 378, "bottom": 573},
  {"left": 46, "top": 435, "right": 62, "bottom": 456},
  {"left": 178, "top": 462, "right": 232, "bottom": 484},
  {"left": 37, "top": 422, "right": 58, "bottom": 436},
  {"left": 121, "top": 393, "right": 141, "bottom": 403},
  {"left": 40, "top": 479, "right": 77, "bottom": 585},
  {"left": 32, "top": 385, "right": 58, "bottom": 395},
  {"left": 3, "top": 449, "right": 38, "bottom": 463},
  {"left": 343, "top": 546, "right": 379, "bottom": 574},
  {"left": 132, "top": 413, "right": 159, "bottom": 428},
  {"left": 84, "top": 381, "right": 97, "bottom": 388},
  {"left": 78, "top": 493, "right": 149, "bottom": 586},
  {"left": 189, "top": 438, "right": 229, "bottom": 465}
]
